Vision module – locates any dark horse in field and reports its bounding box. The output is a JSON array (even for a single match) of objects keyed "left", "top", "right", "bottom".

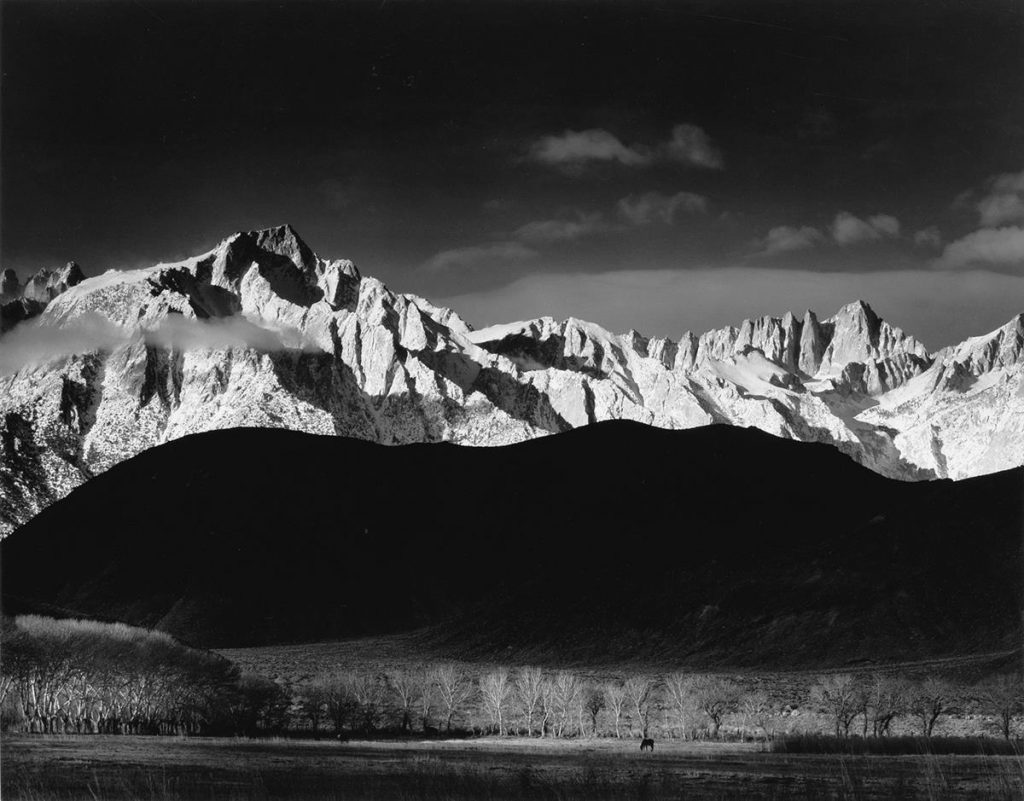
[{"left": 640, "top": 738, "right": 655, "bottom": 752}]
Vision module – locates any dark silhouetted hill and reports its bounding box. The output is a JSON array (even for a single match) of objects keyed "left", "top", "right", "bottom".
[{"left": 2, "top": 421, "right": 1021, "bottom": 667}]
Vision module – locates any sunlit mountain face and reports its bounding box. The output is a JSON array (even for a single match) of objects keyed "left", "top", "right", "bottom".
[{"left": 1, "top": 225, "right": 1022, "bottom": 537}]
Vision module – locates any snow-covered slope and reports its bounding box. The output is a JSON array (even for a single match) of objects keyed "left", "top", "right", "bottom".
[{"left": 1, "top": 225, "right": 1021, "bottom": 534}]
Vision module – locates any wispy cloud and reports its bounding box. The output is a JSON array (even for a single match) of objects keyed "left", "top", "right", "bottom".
[
  {"left": 755, "top": 225, "right": 827, "bottom": 255},
  {"left": 616, "top": 191, "right": 708, "bottom": 225},
  {"left": 424, "top": 188, "right": 710, "bottom": 272},
  {"left": 528, "top": 123, "right": 722, "bottom": 172},
  {"left": 439, "top": 266, "right": 1024, "bottom": 351},
  {"left": 974, "top": 169, "right": 1024, "bottom": 227},
  {"left": 512, "top": 212, "right": 609, "bottom": 243},
  {"left": 913, "top": 226, "right": 942, "bottom": 249},
  {"left": 421, "top": 241, "right": 538, "bottom": 273},
  {"left": 752, "top": 212, "right": 902, "bottom": 255},
  {"left": 831, "top": 212, "right": 901, "bottom": 245},
  {"left": 529, "top": 129, "right": 651, "bottom": 168},
  {"left": 932, "top": 225, "right": 1024, "bottom": 272},
  {"left": 664, "top": 124, "right": 723, "bottom": 169},
  {"left": 0, "top": 313, "right": 320, "bottom": 377}
]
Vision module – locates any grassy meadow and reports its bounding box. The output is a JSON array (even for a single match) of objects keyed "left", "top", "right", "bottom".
[
  {"left": 4, "top": 622, "right": 1023, "bottom": 800},
  {"left": 4, "top": 734, "right": 1024, "bottom": 801}
]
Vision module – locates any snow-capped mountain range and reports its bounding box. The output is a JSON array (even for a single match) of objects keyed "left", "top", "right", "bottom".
[{"left": 1, "top": 224, "right": 1022, "bottom": 535}]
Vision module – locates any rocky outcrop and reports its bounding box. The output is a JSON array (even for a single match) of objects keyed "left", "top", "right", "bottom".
[
  {"left": 22, "top": 263, "right": 86, "bottom": 304},
  {"left": 0, "top": 263, "right": 84, "bottom": 333},
  {"left": 0, "top": 269, "right": 20, "bottom": 301},
  {"left": 0, "top": 225, "right": 1021, "bottom": 533}
]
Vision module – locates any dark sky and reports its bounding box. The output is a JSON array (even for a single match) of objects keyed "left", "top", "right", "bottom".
[{"left": 3, "top": 0, "right": 1024, "bottom": 347}]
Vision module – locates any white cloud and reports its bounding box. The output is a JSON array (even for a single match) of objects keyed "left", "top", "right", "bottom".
[
  {"left": 954, "top": 168, "right": 1024, "bottom": 228},
  {"left": 145, "top": 315, "right": 318, "bottom": 352},
  {"left": 421, "top": 241, "right": 537, "bottom": 273},
  {"left": 831, "top": 212, "right": 901, "bottom": 245},
  {"left": 529, "top": 129, "right": 651, "bottom": 168},
  {"left": 616, "top": 191, "right": 708, "bottom": 225},
  {"left": 978, "top": 189, "right": 1024, "bottom": 228},
  {"left": 664, "top": 124, "right": 724, "bottom": 169},
  {"left": 932, "top": 225, "right": 1024, "bottom": 272},
  {"left": 0, "top": 313, "right": 320, "bottom": 377},
  {"left": 512, "top": 212, "right": 608, "bottom": 243},
  {"left": 913, "top": 227, "right": 942, "bottom": 248},
  {"left": 754, "top": 213, "right": 902, "bottom": 256},
  {"left": 756, "top": 225, "right": 827, "bottom": 255},
  {"left": 438, "top": 266, "right": 1024, "bottom": 350},
  {"left": 528, "top": 123, "right": 723, "bottom": 172},
  {"left": 990, "top": 170, "right": 1024, "bottom": 194}
]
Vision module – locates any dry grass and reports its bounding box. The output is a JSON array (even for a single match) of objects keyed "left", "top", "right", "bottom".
[
  {"left": 772, "top": 734, "right": 1023, "bottom": 756},
  {"left": 3, "top": 734, "right": 1023, "bottom": 800}
]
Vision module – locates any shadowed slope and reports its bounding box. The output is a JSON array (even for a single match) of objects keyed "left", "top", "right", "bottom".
[{"left": 2, "top": 421, "right": 1021, "bottom": 667}]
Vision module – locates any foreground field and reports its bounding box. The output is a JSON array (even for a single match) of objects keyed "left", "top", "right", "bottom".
[{"left": 3, "top": 735, "right": 1022, "bottom": 801}]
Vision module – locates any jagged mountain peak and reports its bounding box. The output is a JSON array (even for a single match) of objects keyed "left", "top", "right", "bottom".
[
  {"left": 227, "top": 223, "right": 317, "bottom": 274},
  {"left": 0, "top": 261, "right": 85, "bottom": 302},
  {"left": 0, "top": 261, "right": 87, "bottom": 333},
  {"left": 831, "top": 298, "right": 877, "bottom": 319},
  {"left": 935, "top": 311, "right": 1024, "bottom": 375},
  {"left": 0, "top": 227, "right": 1022, "bottom": 536},
  {"left": 23, "top": 262, "right": 86, "bottom": 303}
]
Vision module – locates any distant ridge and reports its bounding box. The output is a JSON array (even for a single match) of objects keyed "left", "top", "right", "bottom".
[{"left": 3, "top": 421, "right": 1020, "bottom": 668}]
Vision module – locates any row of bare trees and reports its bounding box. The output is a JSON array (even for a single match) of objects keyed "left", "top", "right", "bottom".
[
  {"left": 295, "top": 667, "right": 760, "bottom": 739},
  {"left": 809, "top": 673, "right": 1024, "bottom": 740},
  {"left": 4, "top": 616, "right": 1019, "bottom": 740},
  {"left": 0, "top": 616, "right": 303, "bottom": 736},
  {"left": 297, "top": 664, "right": 477, "bottom": 735},
  {"left": 295, "top": 666, "right": 1024, "bottom": 741},
  {"left": 0, "top": 616, "right": 243, "bottom": 734}
]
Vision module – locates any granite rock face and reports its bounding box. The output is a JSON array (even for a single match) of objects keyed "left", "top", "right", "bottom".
[
  {"left": 1, "top": 225, "right": 1021, "bottom": 534},
  {"left": 0, "top": 263, "right": 84, "bottom": 333}
]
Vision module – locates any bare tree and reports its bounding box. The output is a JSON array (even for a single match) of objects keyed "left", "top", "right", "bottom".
[
  {"left": 603, "top": 681, "right": 628, "bottom": 738},
  {"left": 513, "top": 666, "right": 544, "bottom": 737},
  {"left": 342, "top": 673, "right": 387, "bottom": 732},
  {"left": 298, "top": 680, "right": 328, "bottom": 736},
  {"left": 740, "top": 689, "right": 773, "bottom": 740},
  {"left": 551, "top": 671, "right": 583, "bottom": 737},
  {"left": 690, "top": 676, "right": 740, "bottom": 739},
  {"left": 810, "top": 674, "right": 862, "bottom": 738},
  {"left": 322, "top": 673, "right": 360, "bottom": 734},
  {"left": 908, "top": 678, "right": 954, "bottom": 738},
  {"left": 409, "top": 669, "right": 436, "bottom": 732},
  {"left": 433, "top": 664, "right": 474, "bottom": 732},
  {"left": 623, "top": 676, "right": 658, "bottom": 738},
  {"left": 977, "top": 674, "right": 1023, "bottom": 740},
  {"left": 359, "top": 674, "right": 387, "bottom": 732},
  {"left": 479, "top": 668, "right": 512, "bottom": 735},
  {"left": 386, "top": 668, "right": 421, "bottom": 733},
  {"left": 583, "top": 684, "right": 605, "bottom": 737},
  {"left": 664, "top": 673, "right": 697, "bottom": 739},
  {"left": 865, "top": 675, "right": 908, "bottom": 737},
  {"left": 539, "top": 677, "right": 557, "bottom": 737}
]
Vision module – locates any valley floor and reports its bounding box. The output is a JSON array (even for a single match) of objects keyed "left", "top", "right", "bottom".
[{"left": 2, "top": 734, "right": 1021, "bottom": 801}]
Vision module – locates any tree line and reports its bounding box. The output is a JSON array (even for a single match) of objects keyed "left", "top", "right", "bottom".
[
  {"left": 809, "top": 672, "right": 1024, "bottom": 741},
  {"left": 2, "top": 616, "right": 1020, "bottom": 740},
  {"left": 293, "top": 666, "right": 1024, "bottom": 741},
  {"left": 0, "top": 616, "right": 286, "bottom": 735}
]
